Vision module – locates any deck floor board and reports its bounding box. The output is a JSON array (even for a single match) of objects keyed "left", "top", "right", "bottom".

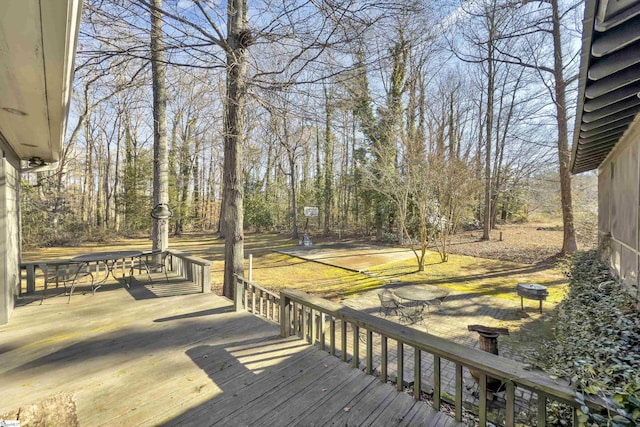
[{"left": 1, "top": 282, "right": 462, "bottom": 426}]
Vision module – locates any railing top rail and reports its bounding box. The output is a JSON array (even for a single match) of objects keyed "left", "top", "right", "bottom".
[
  {"left": 20, "top": 259, "right": 74, "bottom": 267},
  {"left": 235, "top": 275, "right": 279, "bottom": 299},
  {"left": 281, "top": 288, "right": 595, "bottom": 409},
  {"left": 166, "top": 249, "right": 211, "bottom": 266}
]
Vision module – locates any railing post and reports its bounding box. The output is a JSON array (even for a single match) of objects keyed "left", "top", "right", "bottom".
[
  {"left": 202, "top": 262, "right": 211, "bottom": 293},
  {"left": 279, "top": 293, "right": 290, "bottom": 338},
  {"left": 234, "top": 276, "right": 243, "bottom": 312},
  {"left": 26, "top": 264, "right": 37, "bottom": 294}
]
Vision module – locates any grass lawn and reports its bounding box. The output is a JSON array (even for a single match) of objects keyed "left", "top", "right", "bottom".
[
  {"left": 22, "top": 232, "right": 566, "bottom": 362},
  {"left": 23, "top": 232, "right": 567, "bottom": 305},
  {"left": 366, "top": 251, "right": 567, "bottom": 305}
]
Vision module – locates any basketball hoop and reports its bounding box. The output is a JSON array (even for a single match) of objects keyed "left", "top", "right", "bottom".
[{"left": 304, "top": 206, "right": 319, "bottom": 217}]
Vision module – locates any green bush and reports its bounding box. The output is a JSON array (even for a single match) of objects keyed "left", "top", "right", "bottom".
[{"left": 540, "top": 250, "right": 640, "bottom": 426}]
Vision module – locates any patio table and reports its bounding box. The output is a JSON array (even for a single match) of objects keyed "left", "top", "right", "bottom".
[
  {"left": 72, "top": 250, "right": 143, "bottom": 292},
  {"left": 393, "top": 286, "right": 449, "bottom": 314}
]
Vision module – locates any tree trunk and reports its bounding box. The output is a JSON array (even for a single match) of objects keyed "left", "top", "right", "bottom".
[
  {"left": 551, "top": 0, "right": 577, "bottom": 254},
  {"left": 193, "top": 143, "right": 201, "bottom": 225},
  {"left": 323, "top": 88, "right": 333, "bottom": 236},
  {"left": 113, "top": 121, "right": 122, "bottom": 232},
  {"left": 482, "top": 8, "right": 495, "bottom": 241},
  {"left": 315, "top": 121, "right": 322, "bottom": 229},
  {"left": 151, "top": 0, "right": 169, "bottom": 252},
  {"left": 222, "top": 0, "right": 248, "bottom": 298}
]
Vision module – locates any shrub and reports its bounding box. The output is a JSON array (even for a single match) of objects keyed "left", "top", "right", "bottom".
[{"left": 539, "top": 250, "right": 640, "bottom": 426}]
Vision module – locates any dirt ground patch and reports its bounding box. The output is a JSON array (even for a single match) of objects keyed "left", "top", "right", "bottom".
[{"left": 443, "top": 222, "right": 591, "bottom": 265}]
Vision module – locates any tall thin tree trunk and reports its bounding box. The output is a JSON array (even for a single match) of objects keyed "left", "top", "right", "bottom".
[
  {"left": 193, "top": 143, "right": 201, "bottom": 225},
  {"left": 113, "top": 120, "right": 122, "bottom": 232},
  {"left": 151, "top": 0, "right": 169, "bottom": 252},
  {"left": 323, "top": 88, "right": 333, "bottom": 236},
  {"left": 551, "top": 0, "right": 577, "bottom": 254},
  {"left": 222, "top": 0, "right": 248, "bottom": 297},
  {"left": 482, "top": 6, "right": 495, "bottom": 241}
]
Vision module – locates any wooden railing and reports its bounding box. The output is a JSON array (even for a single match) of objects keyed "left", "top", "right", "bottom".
[
  {"left": 20, "top": 255, "right": 145, "bottom": 295},
  {"left": 20, "top": 249, "right": 211, "bottom": 295},
  {"left": 234, "top": 275, "right": 280, "bottom": 323},
  {"left": 165, "top": 250, "right": 211, "bottom": 293},
  {"left": 277, "top": 289, "right": 602, "bottom": 427}
]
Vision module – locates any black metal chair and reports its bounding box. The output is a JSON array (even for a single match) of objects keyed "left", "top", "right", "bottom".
[
  {"left": 398, "top": 303, "right": 426, "bottom": 325},
  {"left": 41, "top": 261, "right": 94, "bottom": 304},
  {"left": 378, "top": 290, "right": 399, "bottom": 316},
  {"left": 130, "top": 250, "right": 169, "bottom": 286}
]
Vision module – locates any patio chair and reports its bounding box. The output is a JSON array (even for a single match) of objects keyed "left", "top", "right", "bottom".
[
  {"left": 41, "top": 261, "right": 94, "bottom": 304},
  {"left": 378, "top": 290, "right": 399, "bottom": 316},
  {"left": 130, "top": 250, "right": 169, "bottom": 286},
  {"left": 425, "top": 292, "right": 450, "bottom": 314},
  {"left": 398, "top": 303, "right": 426, "bottom": 325}
]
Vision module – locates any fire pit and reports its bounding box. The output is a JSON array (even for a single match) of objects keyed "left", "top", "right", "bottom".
[
  {"left": 467, "top": 325, "right": 509, "bottom": 396},
  {"left": 516, "top": 283, "right": 548, "bottom": 313}
]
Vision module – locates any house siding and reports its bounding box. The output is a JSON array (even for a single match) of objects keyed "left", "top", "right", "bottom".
[
  {"left": 599, "top": 117, "right": 640, "bottom": 301},
  {"left": 0, "top": 149, "right": 20, "bottom": 325}
]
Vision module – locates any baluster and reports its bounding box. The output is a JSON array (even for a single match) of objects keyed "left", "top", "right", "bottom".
[
  {"left": 414, "top": 348, "right": 421, "bottom": 400},
  {"left": 506, "top": 380, "right": 515, "bottom": 427},
  {"left": 397, "top": 342, "right": 404, "bottom": 392},
  {"left": 352, "top": 324, "right": 359, "bottom": 369},
  {"left": 479, "top": 373, "right": 487, "bottom": 426},
  {"left": 251, "top": 286, "right": 256, "bottom": 314},
  {"left": 311, "top": 309, "right": 317, "bottom": 346},
  {"left": 271, "top": 295, "right": 276, "bottom": 321},
  {"left": 259, "top": 290, "right": 264, "bottom": 317},
  {"left": 266, "top": 295, "right": 271, "bottom": 320},
  {"left": 366, "top": 329, "right": 373, "bottom": 375},
  {"left": 301, "top": 307, "right": 308, "bottom": 342},
  {"left": 455, "top": 363, "right": 463, "bottom": 422},
  {"left": 433, "top": 355, "right": 441, "bottom": 410},
  {"left": 341, "top": 320, "right": 347, "bottom": 362},
  {"left": 293, "top": 302, "right": 299, "bottom": 335},
  {"left": 330, "top": 317, "right": 336, "bottom": 356},
  {"left": 537, "top": 392, "right": 547, "bottom": 427},
  {"left": 243, "top": 282, "right": 248, "bottom": 309},
  {"left": 381, "top": 335, "right": 388, "bottom": 383},
  {"left": 320, "top": 313, "right": 326, "bottom": 351}
]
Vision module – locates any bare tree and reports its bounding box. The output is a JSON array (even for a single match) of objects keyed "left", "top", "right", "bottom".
[
  {"left": 150, "top": 0, "right": 169, "bottom": 253},
  {"left": 471, "top": 0, "right": 581, "bottom": 253}
]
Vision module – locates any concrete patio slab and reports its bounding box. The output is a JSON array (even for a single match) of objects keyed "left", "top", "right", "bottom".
[{"left": 276, "top": 242, "right": 415, "bottom": 272}]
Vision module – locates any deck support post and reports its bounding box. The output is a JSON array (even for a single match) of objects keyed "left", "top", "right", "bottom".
[
  {"left": 280, "top": 294, "right": 291, "bottom": 338},
  {"left": 234, "top": 276, "right": 243, "bottom": 311}
]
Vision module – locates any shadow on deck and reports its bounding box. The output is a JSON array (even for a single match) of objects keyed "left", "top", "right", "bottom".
[{"left": 1, "top": 282, "right": 461, "bottom": 426}]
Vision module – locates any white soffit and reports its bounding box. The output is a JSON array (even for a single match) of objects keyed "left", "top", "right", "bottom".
[{"left": 0, "top": 0, "right": 82, "bottom": 163}]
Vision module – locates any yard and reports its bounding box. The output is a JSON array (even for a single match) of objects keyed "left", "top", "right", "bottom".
[
  {"left": 14, "top": 222, "right": 582, "bottom": 425},
  {"left": 22, "top": 222, "right": 572, "bottom": 362}
]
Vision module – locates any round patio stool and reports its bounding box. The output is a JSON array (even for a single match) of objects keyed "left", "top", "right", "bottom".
[{"left": 516, "top": 283, "right": 548, "bottom": 313}]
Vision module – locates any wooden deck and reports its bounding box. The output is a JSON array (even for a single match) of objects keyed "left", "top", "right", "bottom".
[{"left": 1, "top": 277, "right": 461, "bottom": 426}]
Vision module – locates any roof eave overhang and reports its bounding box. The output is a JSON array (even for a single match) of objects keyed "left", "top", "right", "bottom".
[
  {"left": 0, "top": 0, "right": 83, "bottom": 164},
  {"left": 571, "top": 0, "right": 640, "bottom": 174}
]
